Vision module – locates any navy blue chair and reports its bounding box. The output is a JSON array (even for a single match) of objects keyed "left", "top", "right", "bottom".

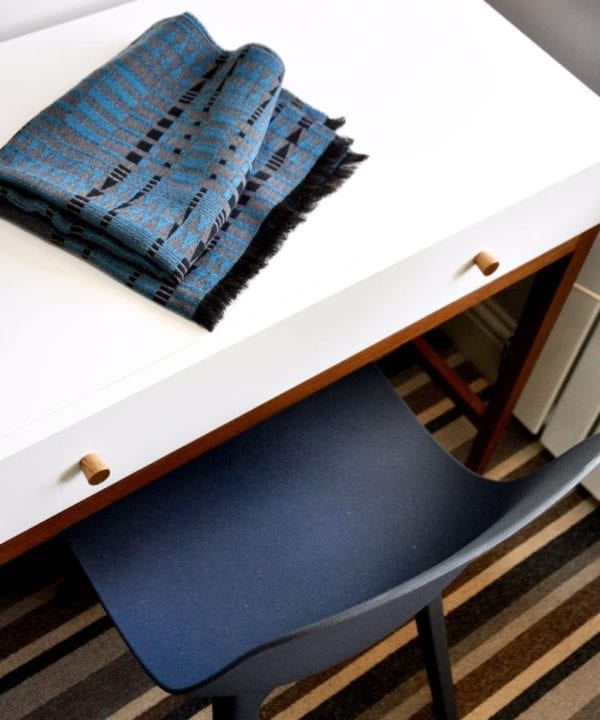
[{"left": 67, "top": 365, "right": 600, "bottom": 720}]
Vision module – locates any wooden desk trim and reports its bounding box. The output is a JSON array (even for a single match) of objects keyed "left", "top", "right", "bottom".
[
  {"left": 0, "top": 229, "right": 594, "bottom": 564},
  {"left": 466, "top": 227, "right": 597, "bottom": 470}
]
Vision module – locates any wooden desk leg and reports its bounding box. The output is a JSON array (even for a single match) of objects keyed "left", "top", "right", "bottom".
[{"left": 466, "top": 227, "right": 598, "bottom": 473}]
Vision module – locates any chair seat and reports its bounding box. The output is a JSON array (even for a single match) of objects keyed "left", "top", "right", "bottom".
[
  {"left": 68, "top": 367, "right": 494, "bottom": 691},
  {"left": 67, "top": 365, "right": 600, "bottom": 694}
]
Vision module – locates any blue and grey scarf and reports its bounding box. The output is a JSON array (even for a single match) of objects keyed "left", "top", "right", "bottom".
[{"left": 0, "top": 13, "right": 364, "bottom": 329}]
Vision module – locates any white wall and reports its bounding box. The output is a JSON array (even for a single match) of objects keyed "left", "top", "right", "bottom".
[
  {"left": 486, "top": 0, "right": 600, "bottom": 96},
  {"left": 0, "top": 0, "right": 133, "bottom": 41}
]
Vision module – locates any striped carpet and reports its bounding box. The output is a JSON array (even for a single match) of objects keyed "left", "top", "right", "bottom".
[{"left": 1, "top": 344, "right": 598, "bottom": 720}]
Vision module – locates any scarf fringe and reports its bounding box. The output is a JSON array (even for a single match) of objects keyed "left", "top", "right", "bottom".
[
  {"left": 193, "top": 135, "right": 367, "bottom": 330},
  {"left": 324, "top": 116, "right": 346, "bottom": 130}
]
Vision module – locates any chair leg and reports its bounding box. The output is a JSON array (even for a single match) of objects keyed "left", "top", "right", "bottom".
[
  {"left": 415, "top": 595, "right": 458, "bottom": 720},
  {"left": 211, "top": 692, "right": 266, "bottom": 720}
]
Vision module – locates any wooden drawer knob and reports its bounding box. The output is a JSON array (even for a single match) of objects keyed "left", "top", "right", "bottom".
[
  {"left": 474, "top": 251, "right": 500, "bottom": 276},
  {"left": 80, "top": 453, "right": 110, "bottom": 486}
]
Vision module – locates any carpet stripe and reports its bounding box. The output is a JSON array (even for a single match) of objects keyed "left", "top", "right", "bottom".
[
  {"left": 445, "top": 511, "right": 600, "bottom": 650},
  {"left": 571, "top": 695, "right": 600, "bottom": 720},
  {"left": 358, "top": 667, "right": 427, "bottom": 720},
  {"left": 0, "top": 573, "right": 97, "bottom": 659},
  {"left": 188, "top": 708, "right": 212, "bottom": 720},
  {"left": 450, "top": 576, "right": 600, "bottom": 719},
  {"left": 0, "top": 626, "right": 124, "bottom": 719},
  {"left": 390, "top": 351, "right": 463, "bottom": 390},
  {"left": 500, "top": 450, "right": 552, "bottom": 481},
  {"left": 18, "top": 652, "right": 152, "bottom": 720},
  {"left": 0, "top": 604, "right": 106, "bottom": 679},
  {"left": 105, "top": 687, "right": 170, "bottom": 720},
  {"left": 393, "top": 371, "right": 440, "bottom": 398},
  {"left": 158, "top": 697, "right": 210, "bottom": 720},
  {"left": 449, "top": 541, "right": 600, "bottom": 666},
  {"left": 134, "top": 694, "right": 188, "bottom": 720},
  {"left": 409, "top": 550, "right": 597, "bottom": 720},
  {"left": 0, "top": 615, "right": 113, "bottom": 694},
  {"left": 423, "top": 387, "right": 494, "bottom": 437},
  {"left": 0, "top": 580, "right": 63, "bottom": 630},
  {"left": 513, "top": 644, "right": 600, "bottom": 720},
  {"left": 488, "top": 636, "right": 600, "bottom": 720},
  {"left": 485, "top": 441, "right": 546, "bottom": 480},
  {"left": 432, "top": 415, "right": 476, "bottom": 452},
  {"left": 392, "top": 353, "right": 468, "bottom": 398},
  {"left": 461, "top": 619, "right": 600, "bottom": 720},
  {"left": 489, "top": 636, "right": 600, "bottom": 720},
  {"left": 0, "top": 540, "right": 69, "bottom": 612},
  {"left": 417, "top": 378, "right": 487, "bottom": 425},
  {"left": 268, "top": 623, "right": 419, "bottom": 719}
]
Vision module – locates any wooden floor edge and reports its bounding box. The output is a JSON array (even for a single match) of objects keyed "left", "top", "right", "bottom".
[{"left": 0, "top": 233, "right": 589, "bottom": 564}]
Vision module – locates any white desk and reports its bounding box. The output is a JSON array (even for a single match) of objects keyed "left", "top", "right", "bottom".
[{"left": 2, "top": 0, "right": 600, "bottom": 559}]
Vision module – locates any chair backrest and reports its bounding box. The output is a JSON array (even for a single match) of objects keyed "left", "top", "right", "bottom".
[{"left": 193, "top": 432, "right": 600, "bottom": 697}]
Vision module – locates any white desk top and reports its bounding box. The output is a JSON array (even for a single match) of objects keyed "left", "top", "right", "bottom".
[{"left": 2, "top": 0, "right": 600, "bottom": 463}]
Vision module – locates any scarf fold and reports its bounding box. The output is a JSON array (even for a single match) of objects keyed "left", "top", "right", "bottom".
[{"left": 0, "top": 13, "right": 365, "bottom": 329}]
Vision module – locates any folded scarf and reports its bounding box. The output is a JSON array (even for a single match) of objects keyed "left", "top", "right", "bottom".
[{"left": 0, "top": 13, "right": 365, "bottom": 329}]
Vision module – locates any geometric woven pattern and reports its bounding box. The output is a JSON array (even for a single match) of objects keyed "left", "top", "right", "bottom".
[{"left": 0, "top": 13, "right": 365, "bottom": 329}]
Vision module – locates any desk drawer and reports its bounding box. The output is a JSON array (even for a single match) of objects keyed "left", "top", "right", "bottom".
[
  {"left": 0, "top": 250, "right": 593, "bottom": 550},
  {"left": 3, "top": 162, "right": 600, "bottom": 551}
]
